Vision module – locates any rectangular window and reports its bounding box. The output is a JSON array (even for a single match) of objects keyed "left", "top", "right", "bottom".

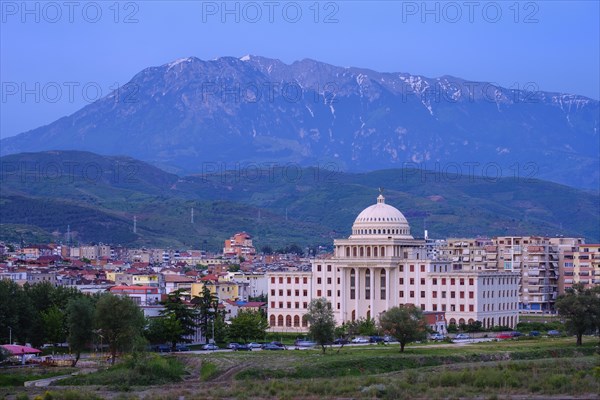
[
  {"left": 420, "top": 278, "right": 425, "bottom": 285},
  {"left": 270, "top": 301, "right": 275, "bottom": 308},
  {"left": 303, "top": 302, "right": 308, "bottom": 309},
  {"left": 460, "top": 304, "right": 465, "bottom": 312},
  {"left": 327, "top": 290, "right": 332, "bottom": 297},
  {"left": 287, "top": 302, "right": 291, "bottom": 308},
  {"left": 442, "top": 278, "right": 447, "bottom": 285},
  {"left": 432, "top": 304, "right": 438, "bottom": 311},
  {"left": 442, "top": 304, "right": 447, "bottom": 311},
  {"left": 295, "top": 302, "right": 299, "bottom": 309},
  {"left": 460, "top": 291, "right": 465, "bottom": 299},
  {"left": 410, "top": 265, "right": 415, "bottom": 272},
  {"left": 420, "top": 291, "right": 425, "bottom": 298},
  {"left": 420, "top": 265, "right": 425, "bottom": 272},
  {"left": 399, "top": 265, "right": 404, "bottom": 272},
  {"left": 469, "top": 304, "right": 474, "bottom": 312},
  {"left": 469, "top": 278, "right": 474, "bottom": 285},
  {"left": 271, "top": 277, "right": 275, "bottom": 284},
  {"left": 279, "top": 301, "right": 283, "bottom": 308},
  {"left": 327, "top": 265, "right": 332, "bottom": 272},
  {"left": 317, "top": 277, "right": 322, "bottom": 284},
  {"left": 433, "top": 291, "right": 437, "bottom": 298},
  {"left": 327, "top": 277, "right": 332, "bottom": 284},
  {"left": 410, "top": 278, "right": 415, "bottom": 285},
  {"left": 295, "top": 290, "right": 299, "bottom": 296},
  {"left": 460, "top": 278, "right": 465, "bottom": 285},
  {"left": 303, "top": 277, "right": 308, "bottom": 284},
  {"left": 317, "top": 290, "right": 322, "bottom": 296},
  {"left": 451, "top": 291, "right": 455, "bottom": 298},
  {"left": 303, "top": 290, "right": 308, "bottom": 296},
  {"left": 279, "top": 277, "right": 283, "bottom": 284},
  {"left": 399, "top": 278, "right": 404, "bottom": 284},
  {"left": 295, "top": 277, "right": 299, "bottom": 284},
  {"left": 287, "top": 277, "right": 291, "bottom": 284},
  {"left": 433, "top": 278, "right": 437, "bottom": 285},
  {"left": 271, "top": 289, "right": 275, "bottom": 296},
  {"left": 442, "top": 291, "right": 446, "bottom": 298},
  {"left": 451, "top": 278, "right": 456, "bottom": 285},
  {"left": 410, "top": 291, "right": 414, "bottom": 298},
  {"left": 469, "top": 291, "right": 474, "bottom": 299},
  {"left": 400, "top": 290, "right": 404, "bottom": 297},
  {"left": 317, "top": 265, "right": 322, "bottom": 272},
  {"left": 279, "top": 290, "right": 283, "bottom": 296}
]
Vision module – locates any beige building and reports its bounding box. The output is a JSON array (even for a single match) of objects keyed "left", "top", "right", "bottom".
[{"left": 267, "top": 193, "right": 520, "bottom": 332}]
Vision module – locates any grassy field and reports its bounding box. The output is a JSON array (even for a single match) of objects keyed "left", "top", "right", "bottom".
[
  {"left": 4, "top": 337, "right": 599, "bottom": 399},
  {"left": 0, "top": 367, "right": 76, "bottom": 387}
]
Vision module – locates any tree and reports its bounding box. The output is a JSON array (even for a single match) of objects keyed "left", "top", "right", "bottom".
[
  {"left": 95, "top": 294, "right": 145, "bottom": 364},
  {"left": 261, "top": 245, "right": 273, "bottom": 255},
  {"left": 228, "top": 264, "right": 241, "bottom": 272},
  {"left": 379, "top": 305, "right": 428, "bottom": 352},
  {"left": 304, "top": 298, "right": 335, "bottom": 354},
  {"left": 228, "top": 310, "right": 269, "bottom": 342},
  {"left": 66, "top": 296, "right": 95, "bottom": 366},
  {"left": 192, "top": 286, "right": 219, "bottom": 344},
  {"left": 556, "top": 283, "right": 600, "bottom": 346},
  {"left": 0, "top": 279, "right": 33, "bottom": 344},
  {"left": 41, "top": 306, "right": 66, "bottom": 346},
  {"left": 159, "top": 289, "right": 198, "bottom": 350}
]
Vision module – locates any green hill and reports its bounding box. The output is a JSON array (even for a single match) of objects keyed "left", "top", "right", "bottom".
[{"left": 0, "top": 151, "right": 598, "bottom": 250}]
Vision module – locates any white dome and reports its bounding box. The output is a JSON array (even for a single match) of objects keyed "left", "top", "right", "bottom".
[{"left": 351, "top": 194, "right": 412, "bottom": 239}]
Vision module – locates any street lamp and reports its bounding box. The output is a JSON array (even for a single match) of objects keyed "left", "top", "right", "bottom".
[{"left": 8, "top": 326, "right": 12, "bottom": 345}]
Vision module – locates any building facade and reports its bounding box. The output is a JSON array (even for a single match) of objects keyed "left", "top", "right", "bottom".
[{"left": 267, "top": 194, "right": 520, "bottom": 333}]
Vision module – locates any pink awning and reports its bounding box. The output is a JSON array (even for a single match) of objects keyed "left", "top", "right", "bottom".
[{"left": 1, "top": 344, "right": 42, "bottom": 354}]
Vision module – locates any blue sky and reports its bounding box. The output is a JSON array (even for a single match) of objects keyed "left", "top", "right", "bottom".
[{"left": 1, "top": 0, "right": 598, "bottom": 139}]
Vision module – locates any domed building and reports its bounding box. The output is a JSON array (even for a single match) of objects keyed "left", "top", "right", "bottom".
[{"left": 267, "top": 191, "right": 520, "bottom": 333}]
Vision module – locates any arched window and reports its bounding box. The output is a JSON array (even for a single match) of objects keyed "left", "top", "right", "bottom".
[
  {"left": 286, "top": 315, "right": 292, "bottom": 327},
  {"left": 366, "top": 310, "right": 371, "bottom": 320},
  {"left": 380, "top": 269, "right": 386, "bottom": 300},
  {"left": 365, "top": 269, "right": 371, "bottom": 300},
  {"left": 351, "top": 310, "right": 356, "bottom": 321},
  {"left": 367, "top": 247, "right": 371, "bottom": 257},
  {"left": 380, "top": 246, "right": 385, "bottom": 257},
  {"left": 374, "top": 247, "right": 378, "bottom": 257},
  {"left": 360, "top": 247, "right": 364, "bottom": 257},
  {"left": 346, "top": 247, "right": 350, "bottom": 257},
  {"left": 468, "top": 318, "right": 474, "bottom": 324},
  {"left": 277, "top": 315, "right": 284, "bottom": 326},
  {"left": 270, "top": 315, "right": 276, "bottom": 326},
  {"left": 459, "top": 318, "right": 465, "bottom": 325},
  {"left": 449, "top": 318, "right": 456, "bottom": 325},
  {"left": 293, "top": 315, "right": 300, "bottom": 327},
  {"left": 353, "top": 247, "right": 357, "bottom": 257}
]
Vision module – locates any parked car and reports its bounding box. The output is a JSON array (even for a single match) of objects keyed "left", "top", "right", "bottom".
[
  {"left": 333, "top": 338, "right": 350, "bottom": 345},
  {"left": 262, "top": 343, "right": 285, "bottom": 351},
  {"left": 547, "top": 330, "right": 561, "bottom": 337},
  {"left": 294, "top": 340, "right": 316, "bottom": 348},
  {"left": 351, "top": 337, "right": 370, "bottom": 344},
  {"left": 227, "top": 343, "right": 240, "bottom": 350},
  {"left": 495, "top": 333, "right": 512, "bottom": 340},
  {"left": 175, "top": 344, "right": 190, "bottom": 351},
  {"left": 270, "top": 341, "right": 286, "bottom": 349},
  {"left": 383, "top": 335, "right": 397, "bottom": 343},
  {"left": 511, "top": 331, "right": 523, "bottom": 337},
  {"left": 248, "top": 342, "right": 263, "bottom": 349},
  {"left": 454, "top": 333, "right": 472, "bottom": 340},
  {"left": 202, "top": 343, "right": 219, "bottom": 351},
  {"left": 528, "top": 330, "right": 540, "bottom": 337},
  {"left": 235, "top": 344, "right": 252, "bottom": 351},
  {"left": 430, "top": 333, "right": 446, "bottom": 341},
  {"left": 369, "top": 336, "right": 385, "bottom": 343},
  {"left": 156, "top": 344, "right": 171, "bottom": 353}
]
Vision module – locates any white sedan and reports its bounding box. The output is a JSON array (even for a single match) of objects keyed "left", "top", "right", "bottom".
[{"left": 351, "top": 337, "right": 370, "bottom": 344}]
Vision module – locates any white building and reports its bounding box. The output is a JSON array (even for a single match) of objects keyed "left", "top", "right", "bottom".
[{"left": 268, "top": 193, "right": 520, "bottom": 332}]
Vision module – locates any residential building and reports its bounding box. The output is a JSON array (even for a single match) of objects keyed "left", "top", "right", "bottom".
[{"left": 223, "top": 232, "right": 256, "bottom": 260}]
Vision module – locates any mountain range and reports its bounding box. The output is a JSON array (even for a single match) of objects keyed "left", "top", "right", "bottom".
[
  {"left": 1, "top": 151, "right": 598, "bottom": 250},
  {"left": 1, "top": 55, "right": 598, "bottom": 189}
]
